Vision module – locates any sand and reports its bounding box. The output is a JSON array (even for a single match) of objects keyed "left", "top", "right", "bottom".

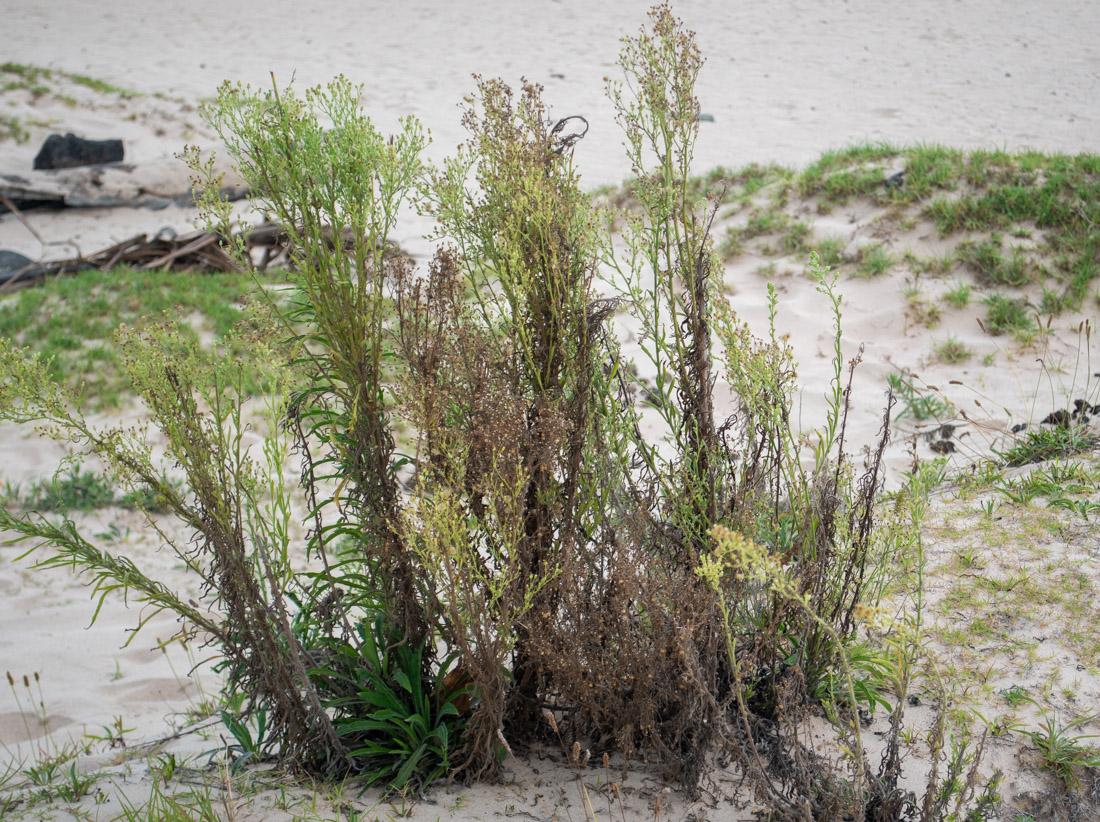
[{"left": 1, "top": 1, "right": 1099, "bottom": 819}]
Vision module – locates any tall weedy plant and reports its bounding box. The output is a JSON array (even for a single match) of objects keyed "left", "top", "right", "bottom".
[
  {"left": 423, "top": 76, "right": 619, "bottom": 762},
  {"left": 0, "top": 322, "right": 346, "bottom": 771},
  {"left": 189, "top": 76, "right": 430, "bottom": 651},
  {"left": 0, "top": 7, "right": 977, "bottom": 810},
  {"left": 605, "top": 5, "right": 724, "bottom": 562}
]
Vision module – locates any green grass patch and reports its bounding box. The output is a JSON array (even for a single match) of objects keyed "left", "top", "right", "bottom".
[
  {"left": 784, "top": 143, "right": 1100, "bottom": 311},
  {"left": 0, "top": 114, "right": 30, "bottom": 144},
  {"left": 67, "top": 73, "right": 135, "bottom": 97},
  {"left": 933, "top": 336, "right": 973, "bottom": 364},
  {"left": 856, "top": 243, "right": 894, "bottom": 278},
  {"left": 812, "top": 236, "right": 847, "bottom": 268},
  {"left": 943, "top": 280, "right": 972, "bottom": 308},
  {"left": 982, "top": 293, "right": 1037, "bottom": 339},
  {"left": 0, "top": 61, "right": 139, "bottom": 102},
  {"left": 1, "top": 466, "right": 183, "bottom": 513},
  {"left": 999, "top": 428, "right": 1099, "bottom": 468},
  {"left": 958, "top": 236, "right": 1033, "bottom": 287},
  {"left": 0, "top": 267, "right": 279, "bottom": 408},
  {"left": 685, "top": 162, "right": 793, "bottom": 205}
]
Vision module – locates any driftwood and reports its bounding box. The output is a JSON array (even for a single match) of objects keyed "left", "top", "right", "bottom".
[
  {"left": 0, "top": 222, "right": 343, "bottom": 290},
  {"left": 0, "top": 160, "right": 248, "bottom": 213}
]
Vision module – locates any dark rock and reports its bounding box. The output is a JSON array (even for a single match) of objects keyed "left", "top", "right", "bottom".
[
  {"left": 1041, "top": 409, "right": 1071, "bottom": 427},
  {"left": 1071, "top": 399, "right": 1100, "bottom": 419},
  {"left": 930, "top": 439, "right": 956, "bottom": 455},
  {"left": 1011, "top": 423, "right": 1028, "bottom": 434},
  {"left": 0, "top": 249, "right": 33, "bottom": 275},
  {"left": 925, "top": 424, "right": 956, "bottom": 443},
  {"left": 884, "top": 170, "right": 906, "bottom": 190},
  {"left": 34, "top": 133, "right": 124, "bottom": 170}
]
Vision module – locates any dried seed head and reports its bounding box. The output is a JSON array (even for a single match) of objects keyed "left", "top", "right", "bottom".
[
  {"left": 602, "top": 752, "right": 609, "bottom": 770},
  {"left": 542, "top": 708, "right": 558, "bottom": 734},
  {"left": 571, "top": 740, "right": 581, "bottom": 762},
  {"left": 5, "top": 672, "right": 12, "bottom": 687},
  {"left": 23, "top": 675, "right": 29, "bottom": 688}
]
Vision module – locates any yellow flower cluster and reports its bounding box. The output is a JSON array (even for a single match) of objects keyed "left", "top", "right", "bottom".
[{"left": 698, "top": 524, "right": 798, "bottom": 600}]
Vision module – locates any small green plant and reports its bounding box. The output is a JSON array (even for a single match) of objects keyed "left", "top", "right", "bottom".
[
  {"left": 1048, "top": 495, "right": 1100, "bottom": 519},
  {"left": 983, "top": 293, "right": 1037, "bottom": 338},
  {"left": 13, "top": 467, "right": 116, "bottom": 512},
  {"left": 217, "top": 700, "right": 272, "bottom": 773},
  {"left": 1016, "top": 711, "right": 1100, "bottom": 790},
  {"left": 857, "top": 242, "right": 894, "bottom": 277},
  {"left": 998, "top": 427, "right": 1097, "bottom": 467},
  {"left": 933, "top": 336, "right": 974, "bottom": 364},
  {"left": 959, "top": 237, "right": 1032, "bottom": 287},
  {"left": 21, "top": 749, "right": 97, "bottom": 805},
  {"left": 943, "top": 280, "right": 972, "bottom": 309},
  {"left": 114, "top": 778, "right": 223, "bottom": 822},
  {"left": 911, "top": 252, "right": 955, "bottom": 276},
  {"left": 149, "top": 753, "right": 182, "bottom": 785},
  {"left": 85, "top": 715, "right": 134, "bottom": 749},
  {"left": 905, "top": 286, "right": 942, "bottom": 328},
  {"left": 0, "top": 113, "right": 30, "bottom": 143},
  {"left": 314, "top": 617, "right": 469, "bottom": 791},
  {"left": 780, "top": 220, "right": 813, "bottom": 254},
  {"left": 999, "top": 685, "right": 1033, "bottom": 708},
  {"left": 887, "top": 372, "right": 951, "bottom": 421},
  {"left": 719, "top": 227, "right": 744, "bottom": 260},
  {"left": 812, "top": 236, "right": 847, "bottom": 267}
]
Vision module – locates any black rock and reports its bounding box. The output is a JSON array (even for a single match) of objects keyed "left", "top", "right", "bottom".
[
  {"left": 1041, "top": 409, "right": 1071, "bottom": 427},
  {"left": 924, "top": 423, "right": 955, "bottom": 442},
  {"left": 884, "top": 170, "right": 906, "bottom": 190},
  {"left": 0, "top": 249, "right": 33, "bottom": 276},
  {"left": 33, "top": 133, "right": 124, "bottom": 170},
  {"left": 930, "top": 439, "right": 956, "bottom": 455},
  {"left": 1011, "top": 423, "right": 1028, "bottom": 434}
]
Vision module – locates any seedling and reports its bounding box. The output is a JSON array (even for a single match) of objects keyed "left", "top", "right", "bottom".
[
  {"left": 1016, "top": 711, "right": 1100, "bottom": 790},
  {"left": 857, "top": 242, "right": 894, "bottom": 277},
  {"left": 933, "top": 335, "right": 974, "bottom": 364},
  {"left": 943, "top": 280, "right": 972, "bottom": 308}
]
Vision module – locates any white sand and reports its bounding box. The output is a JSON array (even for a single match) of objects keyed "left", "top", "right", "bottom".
[
  {"left": 5, "top": 0, "right": 1098, "bottom": 187},
  {"left": 2, "top": 2, "right": 1099, "bottom": 818}
]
